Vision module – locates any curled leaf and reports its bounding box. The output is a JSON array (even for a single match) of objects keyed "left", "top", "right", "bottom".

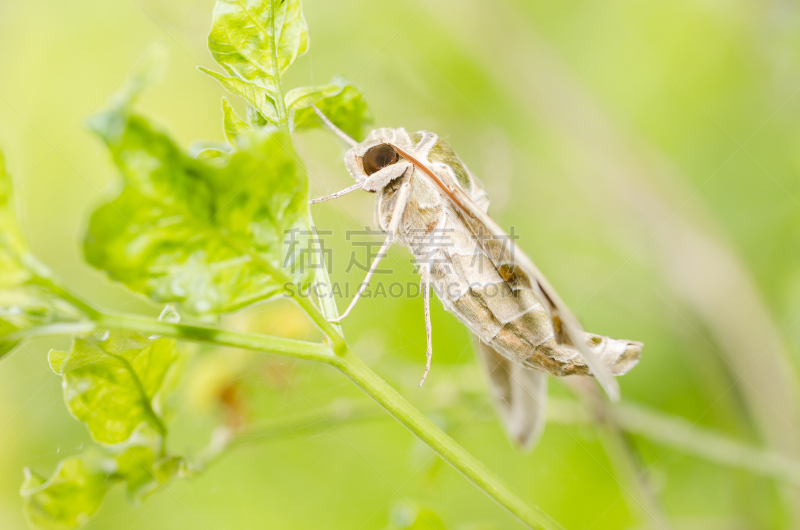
[
  {"left": 21, "top": 443, "right": 187, "bottom": 530},
  {"left": 21, "top": 453, "right": 115, "bottom": 530}
]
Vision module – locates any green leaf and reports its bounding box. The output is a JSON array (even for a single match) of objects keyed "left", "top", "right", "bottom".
[
  {"left": 115, "top": 444, "right": 185, "bottom": 504},
  {"left": 222, "top": 97, "right": 254, "bottom": 146},
  {"left": 85, "top": 98, "right": 313, "bottom": 315},
  {"left": 207, "top": 0, "right": 309, "bottom": 95},
  {"left": 49, "top": 332, "right": 176, "bottom": 444},
  {"left": 199, "top": 67, "right": 279, "bottom": 125},
  {"left": 0, "top": 286, "right": 82, "bottom": 357},
  {"left": 21, "top": 453, "right": 115, "bottom": 530},
  {"left": 27, "top": 313, "right": 187, "bottom": 528},
  {"left": 21, "top": 443, "right": 186, "bottom": 530},
  {"left": 0, "top": 149, "right": 86, "bottom": 357},
  {"left": 291, "top": 78, "right": 373, "bottom": 141}
]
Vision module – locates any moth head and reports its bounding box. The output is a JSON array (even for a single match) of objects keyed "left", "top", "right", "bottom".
[{"left": 344, "top": 128, "right": 414, "bottom": 191}]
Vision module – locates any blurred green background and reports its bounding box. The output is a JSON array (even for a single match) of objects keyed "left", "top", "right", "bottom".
[{"left": 2, "top": 0, "right": 800, "bottom": 528}]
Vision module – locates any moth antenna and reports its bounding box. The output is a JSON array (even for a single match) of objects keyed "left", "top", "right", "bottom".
[{"left": 311, "top": 105, "right": 358, "bottom": 147}]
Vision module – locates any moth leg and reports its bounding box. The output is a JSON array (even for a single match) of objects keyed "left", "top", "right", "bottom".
[
  {"left": 309, "top": 182, "right": 363, "bottom": 204},
  {"left": 328, "top": 181, "right": 413, "bottom": 323},
  {"left": 418, "top": 263, "right": 433, "bottom": 387}
]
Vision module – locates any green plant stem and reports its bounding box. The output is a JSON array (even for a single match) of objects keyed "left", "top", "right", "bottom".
[
  {"left": 331, "top": 349, "right": 563, "bottom": 530},
  {"left": 290, "top": 215, "right": 557, "bottom": 526},
  {"left": 71, "top": 223, "right": 556, "bottom": 526},
  {"left": 308, "top": 212, "right": 343, "bottom": 338},
  {"left": 213, "top": 392, "right": 800, "bottom": 491},
  {"left": 614, "top": 402, "right": 800, "bottom": 488},
  {"left": 234, "top": 245, "right": 347, "bottom": 353},
  {"left": 289, "top": 288, "right": 347, "bottom": 353},
  {"left": 32, "top": 274, "right": 102, "bottom": 320},
  {"left": 545, "top": 399, "right": 800, "bottom": 486},
  {"left": 18, "top": 310, "right": 800, "bottom": 523},
  {"left": 90, "top": 311, "right": 558, "bottom": 529},
  {"left": 97, "top": 312, "right": 335, "bottom": 364},
  {"left": 4, "top": 322, "right": 98, "bottom": 343}
]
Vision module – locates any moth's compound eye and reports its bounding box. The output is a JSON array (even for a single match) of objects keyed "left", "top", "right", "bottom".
[{"left": 362, "top": 144, "right": 399, "bottom": 176}]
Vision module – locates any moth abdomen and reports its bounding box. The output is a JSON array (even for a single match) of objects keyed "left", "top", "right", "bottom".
[{"left": 422, "top": 234, "right": 641, "bottom": 378}]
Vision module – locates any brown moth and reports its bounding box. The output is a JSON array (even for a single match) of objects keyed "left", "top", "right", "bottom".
[{"left": 310, "top": 108, "right": 642, "bottom": 449}]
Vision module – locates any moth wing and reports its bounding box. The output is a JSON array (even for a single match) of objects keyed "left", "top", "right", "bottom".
[
  {"left": 392, "top": 145, "right": 620, "bottom": 401},
  {"left": 477, "top": 340, "right": 547, "bottom": 450}
]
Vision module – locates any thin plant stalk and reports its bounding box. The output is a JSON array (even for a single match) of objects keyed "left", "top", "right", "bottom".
[{"left": 82, "top": 309, "right": 561, "bottom": 530}]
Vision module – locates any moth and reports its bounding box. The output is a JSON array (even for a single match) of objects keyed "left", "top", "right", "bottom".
[{"left": 309, "top": 108, "right": 642, "bottom": 448}]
